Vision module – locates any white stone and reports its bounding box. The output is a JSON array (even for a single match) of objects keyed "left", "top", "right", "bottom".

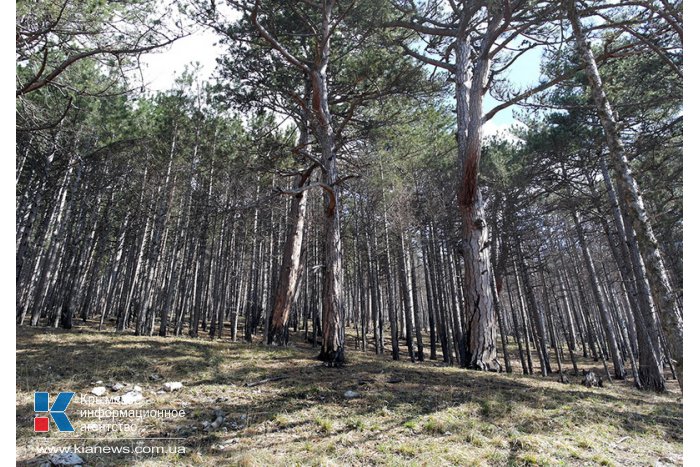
[
  {"left": 133, "top": 385, "right": 143, "bottom": 392},
  {"left": 111, "top": 383, "right": 125, "bottom": 392},
  {"left": 163, "top": 381, "right": 183, "bottom": 392},
  {"left": 120, "top": 390, "right": 143, "bottom": 404},
  {"left": 343, "top": 390, "right": 360, "bottom": 399},
  {"left": 90, "top": 386, "right": 106, "bottom": 396}
]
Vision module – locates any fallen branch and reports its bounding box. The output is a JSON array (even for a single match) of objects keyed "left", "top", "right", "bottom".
[
  {"left": 612, "top": 436, "right": 631, "bottom": 448},
  {"left": 244, "top": 375, "right": 289, "bottom": 387}
]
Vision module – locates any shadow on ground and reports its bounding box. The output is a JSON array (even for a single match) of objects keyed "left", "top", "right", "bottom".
[{"left": 16, "top": 325, "right": 682, "bottom": 466}]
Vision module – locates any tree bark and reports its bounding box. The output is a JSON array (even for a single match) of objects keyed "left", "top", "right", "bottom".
[
  {"left": 572, "top": 210, "right": 626, "bottom": 379},
  {"left": 567, "top": 0, "right": 682, "bottom": 388},
  {"left": 455, "top": 34, "right": 500, "bottom": 371},
  {"left": 268, "top": 142, "right": 313, "bottom": 345}
]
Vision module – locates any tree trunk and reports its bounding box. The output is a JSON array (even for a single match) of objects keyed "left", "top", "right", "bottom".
[
  {"left": 572, "top": 210, "right": 626, "bottom": 379},
  {"left": 567, "top": 0, "right": 682, "bottom": 388},
  {"left": 454, "top": 34, "right": 500, "bottom": 371},
  {"left": 268, "top": 156, "right": 313, "bottom": 345}
]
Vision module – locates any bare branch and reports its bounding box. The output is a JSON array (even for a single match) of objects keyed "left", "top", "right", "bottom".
[
  {"left": 17, "top": 36, "right": 182, "bottom": 96},
  {"left": 400, "top": 43, "right": 455, "bottom": 72}
]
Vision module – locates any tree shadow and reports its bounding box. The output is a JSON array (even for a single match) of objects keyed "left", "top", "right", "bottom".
[{"left": 16, "top": 325, "right": 682, "bottom": 466}]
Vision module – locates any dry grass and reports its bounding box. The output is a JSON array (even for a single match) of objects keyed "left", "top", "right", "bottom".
[{"left": 16, "top": 324, "right": 682, "bottom": 466}]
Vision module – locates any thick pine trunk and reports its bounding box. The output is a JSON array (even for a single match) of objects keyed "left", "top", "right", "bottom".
[
  {"left": 454, "top": 35, "right": 500, "bottom": 371},
  {"left": 268, "top": 154, "right": 312, "bottom": 345},
  {"left": 461, "top": 191, "right": 500, "bottom": 371},
  {"left": 319, "top": 187, "right": 344, "bottom": 365}
]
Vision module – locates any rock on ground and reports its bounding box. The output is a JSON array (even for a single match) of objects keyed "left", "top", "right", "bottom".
[
  {"left": 46, "top": 452, "right": 84, "bottom": 466},
  {"left": 163, "top": 382, "right": 183, "bottom": 392},
  {"left": 581, "top": 370, "right": 604, "bottom": 388},
  {"left": 206, "top": 409, "right": 226, "bottom": 431},
  {"left": 111, "top": 383, "right": 125, "bottom": 392},
  {"left": 120, "top": 390, "right": 143, "bottom": 404}
]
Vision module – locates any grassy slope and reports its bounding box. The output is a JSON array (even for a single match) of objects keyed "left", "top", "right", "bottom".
[{"left": 17, "top": 325, "right": 682, "bottom": 466}]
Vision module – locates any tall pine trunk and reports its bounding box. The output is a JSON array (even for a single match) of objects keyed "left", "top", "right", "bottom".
[
  {"left": 567, "top": 0, "right": 682, "bottom": 387},
  {"left": 268, "top": 126, "right": 313, "bottom": 345},
  {"left": 454, "top": 35, "right": 500, "bottom": 371}
]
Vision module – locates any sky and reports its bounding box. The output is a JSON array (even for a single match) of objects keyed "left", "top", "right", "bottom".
[
  {"left": 483, "top": 47, "right": 543, "bottom": 137},
  {"left": 139, "top": 28, "right": 225, "bottom": 93},
  {"left": 139, "top": 24, "right": 544, "bottom": 138}
]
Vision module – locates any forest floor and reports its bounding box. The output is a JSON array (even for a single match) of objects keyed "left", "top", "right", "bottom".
[{"left": 17, "top": 324, "right": 682, "bottom": 466}]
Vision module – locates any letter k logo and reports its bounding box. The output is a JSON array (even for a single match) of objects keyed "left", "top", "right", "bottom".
[{"left": 34, "top": 392, "right": 74, "bottom": 432}]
